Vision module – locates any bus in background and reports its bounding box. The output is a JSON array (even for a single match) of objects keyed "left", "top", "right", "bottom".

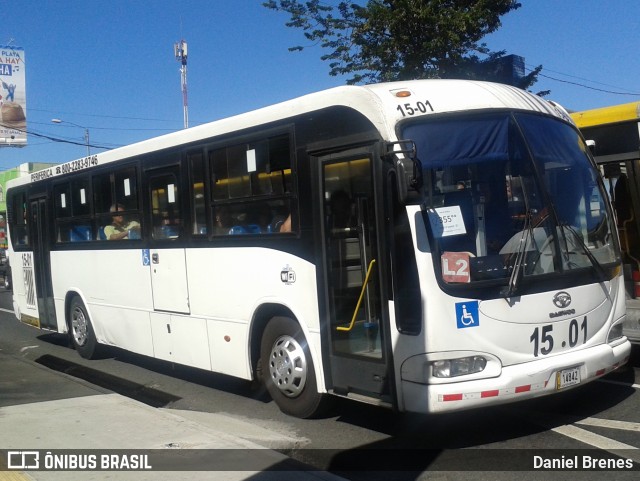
[
  {"left": 571, "top": 102, "right": 640, "bottom": 343},
  {"left": 7, "top": 80, "right": 630, "bottom": 418}
]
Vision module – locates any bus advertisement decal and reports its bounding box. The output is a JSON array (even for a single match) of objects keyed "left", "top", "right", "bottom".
[{"left": 455, "top": 301, "right": 479, "bottom": 329}]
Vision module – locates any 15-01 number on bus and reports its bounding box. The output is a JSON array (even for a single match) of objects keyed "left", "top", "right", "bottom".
[{"left": 530, "top": 317, "right": 587, "bottom": 357}]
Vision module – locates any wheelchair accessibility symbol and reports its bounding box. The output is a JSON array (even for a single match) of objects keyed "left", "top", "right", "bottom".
[
  {"left": 455, "top": 301, "right": 479, "bottom": 329},
  {"left": 142, "top": 249, "right": 150, "bottom": 266}
]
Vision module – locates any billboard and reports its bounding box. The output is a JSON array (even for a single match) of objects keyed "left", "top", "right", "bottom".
[{"left": 0, "top": 45, "right": 26, "bottom": 146}]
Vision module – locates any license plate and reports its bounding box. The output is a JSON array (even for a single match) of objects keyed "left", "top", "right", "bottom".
[{"left": 556, "top": 366, "right": 581, "bottom": 390}]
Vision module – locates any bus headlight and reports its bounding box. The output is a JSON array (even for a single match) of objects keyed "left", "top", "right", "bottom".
[
  {"left": 607, "top": 323, "right": 624, "bottom": 343},
  {"left": 432, "top": 356, "right": 487, "bottom": 378}
]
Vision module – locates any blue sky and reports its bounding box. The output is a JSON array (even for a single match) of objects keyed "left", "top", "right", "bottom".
[{"left": 1, "top": 0, "right": 639, "bottom": 168}]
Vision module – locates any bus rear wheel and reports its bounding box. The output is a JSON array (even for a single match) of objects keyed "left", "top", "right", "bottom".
[
  {"left": 259, "top": 316, "right": 327, "bottom": 418},
  {"left": 69, "top": 297, "right": 99, "bottom": 359}
]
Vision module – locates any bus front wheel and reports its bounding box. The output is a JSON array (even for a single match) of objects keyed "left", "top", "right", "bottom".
[
  {"left": 69, "top": 297, "right": 99, "bottom": 359},
  {"left": 259, "top": 316, "right": 326, "bottom": 418}
]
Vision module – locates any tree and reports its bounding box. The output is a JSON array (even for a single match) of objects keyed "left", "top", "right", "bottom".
[{"left": 264, "top": 0, "right": 542, "bottom": 90}]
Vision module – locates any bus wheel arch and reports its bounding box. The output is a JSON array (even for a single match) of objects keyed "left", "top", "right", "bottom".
[
  {"left": 65, "top": 293, "right": 99, "bottom": 359},
  {"left": 252, "top": 308, "right": 328, "bottom": 418}
]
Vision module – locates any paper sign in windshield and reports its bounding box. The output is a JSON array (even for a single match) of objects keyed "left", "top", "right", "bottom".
[{"left": 427, "top": 206, "right": 466, "bottom": 237}]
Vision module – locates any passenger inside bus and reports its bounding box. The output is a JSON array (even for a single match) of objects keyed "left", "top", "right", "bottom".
[
  {"left": 105, "top": 204, "right": 140, "bottom": 240},
  {"left": 329, "top": 190, "right": 356, "bottom": 232},
  {"left": 612, "top": 166, "right": 632, "bottom": 226},
  {"left": 277, "top": 214, "right": 292, "bottom": 232}
]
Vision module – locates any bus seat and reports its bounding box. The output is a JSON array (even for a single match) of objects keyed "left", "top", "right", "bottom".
[
  {"left": 98, "top": 227, "right": 107, "bottom": 240},
  {"left": 160, "top": 226, "right": 179, "bottom": 238},
  {"left": 228, "top": 225, "right": 247, "bottom": 235},
  {"left": 70, "top": 225, "right": 91, "bottom": 242},
  {"left": 246, "top": 224, "right": 261, "bottom": 234},
  {"left": 268, "top": 216, "right": 286, "bottom": 233},
  {"left": 128, "top": 228, "right": 141, "bottom": 240}
]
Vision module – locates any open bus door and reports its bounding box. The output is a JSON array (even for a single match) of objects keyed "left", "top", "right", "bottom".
[
  {"left": 27, "top": 196, "right": 57, "bottom": 330},
  {"left": 600, "top": 159, "right": 640, "bottom": 340},
  {"left": 317, "top": 150, "right": 392, "bottom": 404},
  {"left": 573, "top": 102, "right": 640, "bottom": 342}
]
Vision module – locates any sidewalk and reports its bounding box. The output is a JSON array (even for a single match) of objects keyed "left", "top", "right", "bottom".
[{"left": 0, "top": 352, "right": 344, "bottom": 481}]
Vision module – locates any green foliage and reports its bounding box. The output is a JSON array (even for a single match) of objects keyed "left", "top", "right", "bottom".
[{"left": 264, "top": 0, "right": 542, "bottom": 90}]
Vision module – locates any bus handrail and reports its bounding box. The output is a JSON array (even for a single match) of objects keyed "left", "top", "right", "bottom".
[{"left": 336, "top": 259, "right": 376, "bottom": 332}]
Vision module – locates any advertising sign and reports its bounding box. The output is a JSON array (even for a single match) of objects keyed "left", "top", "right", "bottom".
[{"left": 0, "top": 45, "right": 26, "bottom": 146}]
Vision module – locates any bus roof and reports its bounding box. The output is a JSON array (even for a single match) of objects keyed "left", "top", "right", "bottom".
[
  {"left": 571, "top": 101, "right": 640, "bottom": 128},
  {"left": 9, "top": 79, "right": 567, "bottom": 189}
]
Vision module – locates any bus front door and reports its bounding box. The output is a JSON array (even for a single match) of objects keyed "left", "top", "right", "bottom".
[
  {"left": 28, "top": 197, "right": 57, "bottom": 330},
  {"left": 320, "top": 154, "right": 390, "bottom": 402}
]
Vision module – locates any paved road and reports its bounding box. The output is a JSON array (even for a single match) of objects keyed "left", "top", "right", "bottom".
[{"left": 1, "top": 287, "right": 639, "bottom": 480}]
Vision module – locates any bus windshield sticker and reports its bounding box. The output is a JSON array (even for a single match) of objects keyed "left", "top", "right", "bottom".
[
  {"left": 427, "top": 206, "right": 466, "bottom": 237},
  {"left": 441, "top": 252, "right": 470, "bottom": 283},
  {"left": 455, "top": 301, "right": 479, "bottom": 329}
]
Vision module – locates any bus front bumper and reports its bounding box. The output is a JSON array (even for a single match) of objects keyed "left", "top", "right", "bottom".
[{"left": 400, "top": 340, "right": 631, "bottom": 414}]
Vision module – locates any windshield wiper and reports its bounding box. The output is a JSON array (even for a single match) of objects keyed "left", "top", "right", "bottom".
[
  {"left": 559, "top": 222, "right": 607, "bottom": 280},
  {"left": 502, "top": 208, "right": 534, "bottom": 298}
]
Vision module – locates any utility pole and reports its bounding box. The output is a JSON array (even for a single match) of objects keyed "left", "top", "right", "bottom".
[
  {"left": 51, "top": 118, "right": 90, "bottom": 156},
  {"left": 174, "top": 40, "right": 188, "bottom": 129}
]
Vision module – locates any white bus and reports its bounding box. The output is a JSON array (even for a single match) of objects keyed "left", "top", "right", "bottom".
[{"left": 6, "top": 80, "right": 631, "bottom": 418}]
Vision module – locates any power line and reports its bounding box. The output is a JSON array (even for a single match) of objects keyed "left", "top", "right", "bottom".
[
  {"left": 537, "top": 72, "right": 640, "bottom": 96},
  {"left": 28, "top": 107, "right": 182, "bottom": 124},
  {"left": 472, "top": 48, "right": 640, "bottom": 97},
  {"left": 527, "top": 64, "right": 639, "bottom": 94},
  {"left": 0, "top": 122, "right": 118, "bottom": 150},
  {"left": 28, "top": 119, "right": 176, "bottom": 133},
  {"left": 523, "top": 63, "right": 640, "bottom": 97}
]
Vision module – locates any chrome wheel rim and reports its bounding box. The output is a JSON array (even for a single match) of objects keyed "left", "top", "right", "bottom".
[
  {"left": 268, "top": 335, "right": 307, "bottom": 398},
  {"left": 71, "top": 307, "right": 88, "bottom": 346}
]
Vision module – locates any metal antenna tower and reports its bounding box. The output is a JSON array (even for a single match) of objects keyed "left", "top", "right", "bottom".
[{"left": 174, "top": 39, "right": 188, "bottom": 129}]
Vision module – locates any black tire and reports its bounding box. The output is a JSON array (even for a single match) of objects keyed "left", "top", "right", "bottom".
[
  {"left": 69, "top": 297, "right": 99, "bottom": 359},
  {"left": 260, "top": 316, "right": 327, "bottom": 418}
]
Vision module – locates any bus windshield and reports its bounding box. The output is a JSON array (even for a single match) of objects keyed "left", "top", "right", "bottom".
[{"left": 402, "top": 112, "right": 619, "bottom": 293}]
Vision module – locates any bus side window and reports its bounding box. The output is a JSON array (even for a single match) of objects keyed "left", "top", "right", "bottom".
[
  {"left": 150, "top": 174, "right": 181, "bottom": 240},
  {"left": 8, "top": 191, "right": 29, "bottom": 246},
  {"left": 189, "top": 150, "right": 208, "bottom": 235},
  {"left": 209, "top": 133, "right": 295, "bottom": 236}
]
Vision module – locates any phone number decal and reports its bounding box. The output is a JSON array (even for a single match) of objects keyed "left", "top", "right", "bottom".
[
  {"left": 30, "top": 155, "right": 99, "bottom": 183},
  {"left": 56, "top": 155, "right": 99, "bottom": 175}
]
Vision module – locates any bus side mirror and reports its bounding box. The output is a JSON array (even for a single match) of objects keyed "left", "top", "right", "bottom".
[
  {"left": 387, "top": 140, "right": 423, "bottom": 204},
  {"left": 586, "top": 139, "right": 596, "bottom": 155},
  {"left": 395, "top": 158, "right": 423, "bottom": 204}
]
